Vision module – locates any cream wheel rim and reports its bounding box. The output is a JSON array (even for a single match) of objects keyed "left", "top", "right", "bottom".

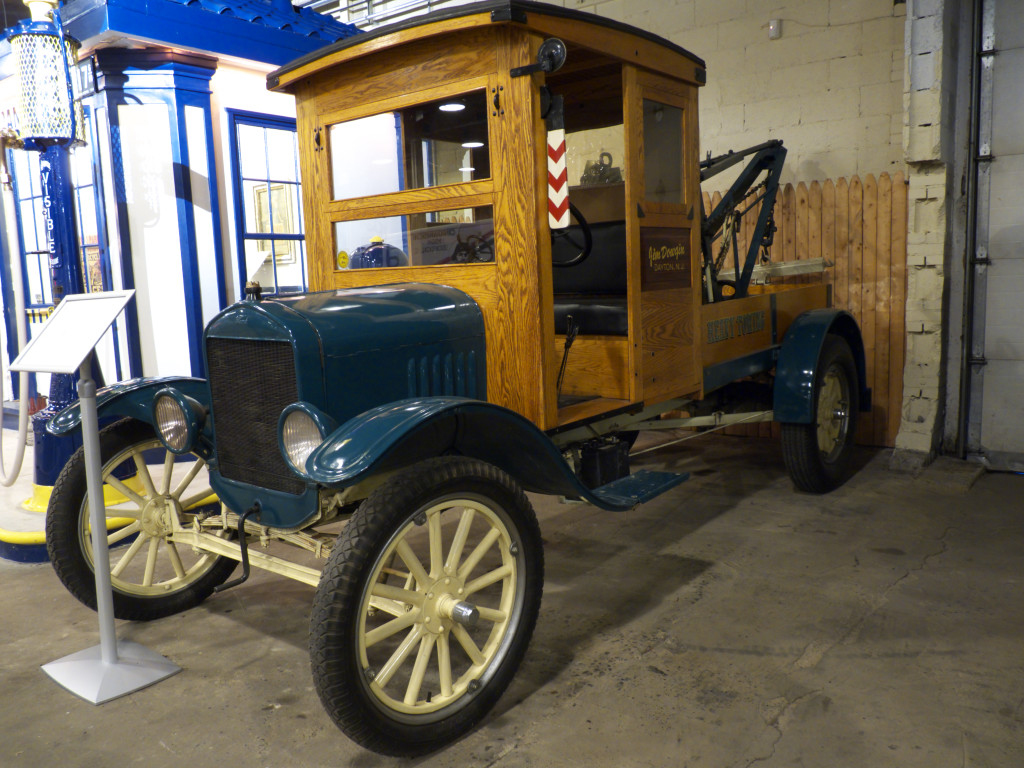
[
  {"left": 816, "top": 364, "right": 851, "bottom": 462},
  {"left": 80, "top": 438, "right": 225, "bottom": 596},
  {"left": 357, "top": 496, "right": 520, "bottom": 716}
]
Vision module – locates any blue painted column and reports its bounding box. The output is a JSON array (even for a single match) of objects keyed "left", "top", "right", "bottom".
[{"left": 30, "top": 146, "right": 87, "bottom": 498}]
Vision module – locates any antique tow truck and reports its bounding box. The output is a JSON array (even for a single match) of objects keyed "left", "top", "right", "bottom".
[{"left": 44, "top": 1, "right": 869, "bottom": 756}]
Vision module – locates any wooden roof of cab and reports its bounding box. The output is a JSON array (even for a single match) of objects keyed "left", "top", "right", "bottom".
[{"left": 267, "top": 0, "right": 706, "bottom": 92}]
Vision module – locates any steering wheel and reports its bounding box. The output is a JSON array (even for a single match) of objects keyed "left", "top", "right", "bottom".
[{"left": 552, "top": 201, "right": 593, "bottom": 268}]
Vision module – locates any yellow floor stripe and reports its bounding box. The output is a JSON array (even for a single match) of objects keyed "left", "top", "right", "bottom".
[
  {"left": 22, "top": 476, "right": 150, "bottom": 514},
  {"left": 0, "top": 527, "right": 46, "bottom": 546},
  {"left": 5, "top": 476, "right": 217, "bottom": 548},
  {"left": 0, "top": 516, "right": 138, "bottom": 546}
]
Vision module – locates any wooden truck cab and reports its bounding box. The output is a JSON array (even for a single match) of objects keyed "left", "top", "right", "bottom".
[{"left": 269, "top": 0, "right": 710, "bottom": 432}]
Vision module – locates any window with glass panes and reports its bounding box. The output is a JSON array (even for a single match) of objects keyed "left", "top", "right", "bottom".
[
  {"left": 228, "top": 112, "right": 305, "bottom": 295},
  {"left": 9, "top": 148, "right": 54, "bottom": 308}
]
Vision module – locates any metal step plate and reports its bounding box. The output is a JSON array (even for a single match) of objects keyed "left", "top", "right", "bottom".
[{"left": 589, "top": 469, "right": 690, "bottom": 509}]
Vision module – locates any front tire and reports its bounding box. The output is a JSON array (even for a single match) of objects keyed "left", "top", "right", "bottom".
[
  {"left": 45, "top": 418, "right": 237, "bottom": 620},
  {"left": 310, "top": 457, "right": 544, "bottom": 756},
  {"left": 780, "top": 334, "right": 859, "bottom": 493}
]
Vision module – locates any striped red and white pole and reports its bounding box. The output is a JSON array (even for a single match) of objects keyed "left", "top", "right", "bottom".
[{"left": 547, "top": 127, "right": 569, "bottom": 229}]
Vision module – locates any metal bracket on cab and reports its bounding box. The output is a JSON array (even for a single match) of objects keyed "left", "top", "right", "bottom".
[{"left": 510, "top": 37, "right": 566, "bottom": 78}]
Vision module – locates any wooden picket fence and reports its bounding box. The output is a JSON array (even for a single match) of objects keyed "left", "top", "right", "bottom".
[{"left": 703, "top": 172, "right": 908, "bottom": 447}]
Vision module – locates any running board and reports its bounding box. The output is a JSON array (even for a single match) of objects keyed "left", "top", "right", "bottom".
[{"left": 589, "top": 469, "right": 690, "bottom": 509}]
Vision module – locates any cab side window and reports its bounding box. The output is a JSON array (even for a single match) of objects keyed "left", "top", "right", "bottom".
[{"left": 327, "top": 90, "right": 493, "bottom": 271}]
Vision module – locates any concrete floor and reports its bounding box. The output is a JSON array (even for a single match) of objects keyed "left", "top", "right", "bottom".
[{"left": 1, "top": 432, "right": 1021, "bottom": 767}]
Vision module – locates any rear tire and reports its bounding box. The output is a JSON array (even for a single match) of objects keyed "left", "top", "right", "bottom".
[{"left": 780, "top": 334, "right": 859, "bottom": 493}]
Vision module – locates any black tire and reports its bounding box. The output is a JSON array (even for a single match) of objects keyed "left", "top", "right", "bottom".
[
  {"left": 45, "top": 418, "right": 237, "bottom": 621},
  {"left": 780, "top": 334, "right": 859, "bottom": 493},
  {"left": 310, "top": 457, "right": 544, "bottom": 756}
]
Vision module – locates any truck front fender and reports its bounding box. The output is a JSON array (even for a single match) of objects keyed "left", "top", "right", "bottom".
[
  {"left": 306, "top": 397, "right": 637, "bottom": 511},
  {"left": 773, "top": 309, "right": 871, "bottom": 423},
  {"left": 47, "top": 377, "right": 211, "bottom": 436}
]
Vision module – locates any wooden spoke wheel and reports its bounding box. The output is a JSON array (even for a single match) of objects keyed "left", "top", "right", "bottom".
[
  {"left": 46, "top": 418, "right": 236, "bottom": 620},
  {"left": 310, "top": 457, "right": 543, "bottom": 756}
]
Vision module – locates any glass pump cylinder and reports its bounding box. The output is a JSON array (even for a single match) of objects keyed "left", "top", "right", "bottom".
[{"left": 7, "top": 17, "right": 85, "bottom": 147}]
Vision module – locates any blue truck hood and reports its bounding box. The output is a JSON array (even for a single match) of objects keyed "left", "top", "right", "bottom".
[{"left": 205, "top": 283, "right": 484, "bottom": 356}]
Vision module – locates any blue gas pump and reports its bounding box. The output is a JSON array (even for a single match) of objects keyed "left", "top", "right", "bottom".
[{"left": 6, "top": 3, "right": 92, "bottom": 508}]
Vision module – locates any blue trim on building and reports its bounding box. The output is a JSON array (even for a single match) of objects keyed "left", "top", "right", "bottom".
[
  {"left": 201, "top": 105, "right": 228, "bottom": 313},
  {"left": 62, "top": 0, "right": 361, "bottom": 67},
  {"left": 170, "top": 99, "right": 205, "bottom": 377},
  {"left": 81, "top": 104, "right": 125, "bottom": 381},
  {"left": 89, "top": 49, "right": 224, "bottom": 377},
  {"left": 1, "top": 1, "right": 358, "bottom": 380},
  {"left": 101, "top": 102, "right": 143, "bottom": 379}
]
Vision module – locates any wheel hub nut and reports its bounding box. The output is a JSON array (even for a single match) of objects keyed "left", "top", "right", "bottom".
[
  {"left": 437, "top": 595, "right": 480, "bottom": 628},
  {"left": 450, "top": 601, "right": 480, "bottom": 629}
]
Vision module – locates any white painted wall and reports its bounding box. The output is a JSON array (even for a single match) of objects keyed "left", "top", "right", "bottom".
[{"left": 118, "top": 102, "right": 191, "bottom": 377}]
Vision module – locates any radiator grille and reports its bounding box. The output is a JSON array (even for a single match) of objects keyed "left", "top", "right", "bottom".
[{"left": 207, "top": 337, "right": 305, "bottom": 495}]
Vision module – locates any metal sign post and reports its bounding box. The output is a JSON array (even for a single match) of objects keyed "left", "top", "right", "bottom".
[{"left": 11, "top": 290, "right": 181, "bottom": 704}]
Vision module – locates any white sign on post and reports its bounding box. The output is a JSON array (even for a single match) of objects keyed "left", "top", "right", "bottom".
[
  {"left": 13, "top": 290, "right": 182, "bottom": 704},
  {"left": 12, "top": 291, "right": 137, "bottom": 374}
]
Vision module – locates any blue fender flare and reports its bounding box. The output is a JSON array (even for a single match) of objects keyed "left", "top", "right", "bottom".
[
  {"left": 305, "top": 397, "right": 637, "bottom": 511},
  {"left": 46, "top": 376, "right": 211, "bottom": 436},
  {"left": 773, "top": 310, "right": 872, "bottom": 424}
]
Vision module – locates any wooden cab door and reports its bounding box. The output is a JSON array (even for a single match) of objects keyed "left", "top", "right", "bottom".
[
  {"left": 623, "top": 66, "right": 703, "bottom": 405},
  {"left": 294, "top": 25, "right": 553, "bottom": 428}
]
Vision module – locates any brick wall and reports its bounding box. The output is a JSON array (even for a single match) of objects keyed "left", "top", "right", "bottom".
[
  {"left": 892, "top": 0, "right": 952, "bottom": 458},
  {"left": 320, "top": 0, "right": 908, "bottom": 181},
  {"left": 563, "top": 0, "right": 907, "bottom": 183}
]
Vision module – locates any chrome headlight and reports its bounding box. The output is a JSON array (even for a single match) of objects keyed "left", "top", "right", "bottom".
[
  {"left": 153, "top": 388, "right": 205, "bottom": 454},
  {"left": 279, "top": 403, "right": 336, "bottom": 476}
]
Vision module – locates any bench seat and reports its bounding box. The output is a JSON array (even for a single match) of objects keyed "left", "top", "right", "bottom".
[
  {"left": 553, "top": 296, "right": 628, "bottom": 336},
  {"left": 552, "top": 219, "right": 628, "bottom": 337}
]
